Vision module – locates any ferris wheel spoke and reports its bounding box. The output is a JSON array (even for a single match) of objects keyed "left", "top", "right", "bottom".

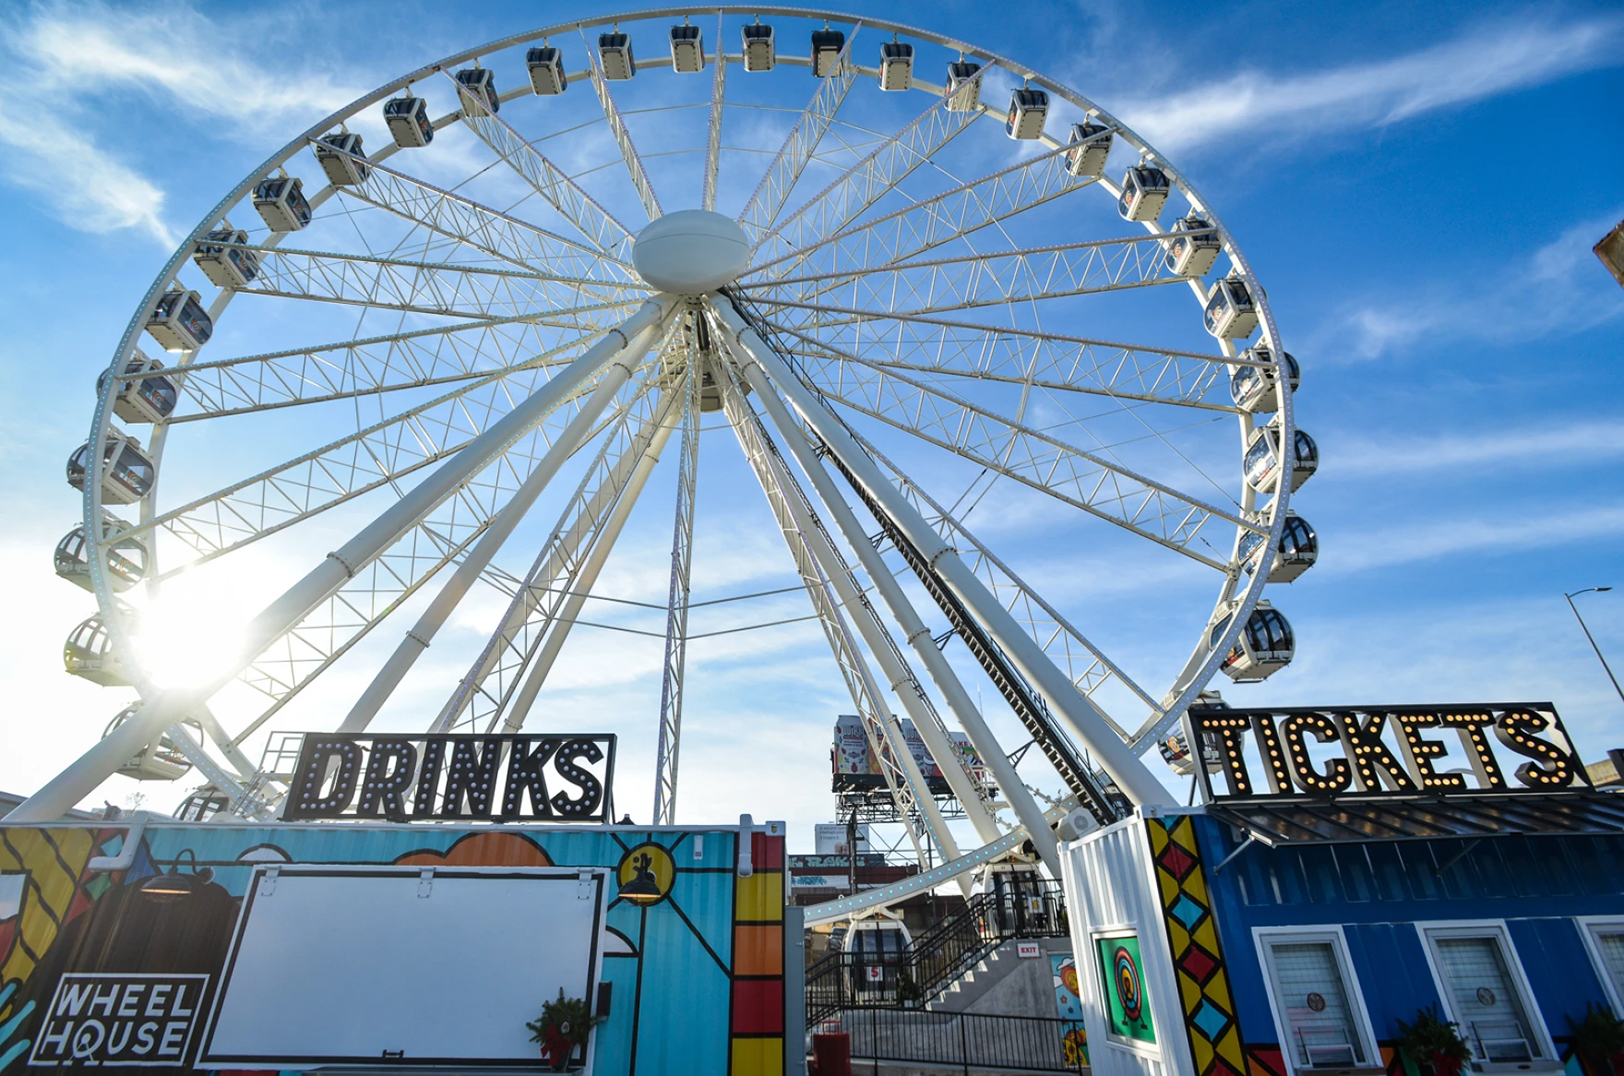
[
  {"left": 737, "top": 26, "right": 862, "bottom": 243},
  {"left": 701, "top": 11, "right": 726, "bottom": 211},
  {"left": 436, "top": 365, "right": 681, "bottom": 735},
  {"left": 446, "top": 72, "right": 637, "bottom": 260},
  {"left": 333, "top": 150, "right": 637, "bottom": 281},
  {"left": 750, "top": 66, "right": 992, "bottom": 267},
  {"left": 744, "top": 231, "right": 1196, "bottom": 316},
  {"left": 142, "top": 330, "right": 617, "bottom": 572},
  {"left": 718, "top": 356, "right": 952, "bottom": 874},
  {"left": 584, "top": 38, "right": 663, "bottom": 221},
  {"left": 170, "top": 316, "right": 615, "bottom": 418},
  {"left": 782, "top": 338, "right": 1256, "bottom": 566},
  {"left": 652, "top": 346, "right": 701, "bottom": 825},
  {"left": 229, "top": 243, "right": 636, "bottom": 321},
  {"left": 338, "top": 334, "right": 667, "bottom": 734},
  {"left": 747, "top": 137, "right": 1083, "bottom": 284},
  {"left": 854, "top": 429, "right": 1161, "bottom": 724},
  {"left": 754, "top": 312, "right": 1235, "bottom": 413}
]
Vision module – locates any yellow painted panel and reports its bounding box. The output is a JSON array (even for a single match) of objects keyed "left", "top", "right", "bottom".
[
  {"left": 735, "top": 871, "right": 783, "bottom": 921},
  {"left": 731, "top": 1036, "right": 782, "bottom": 1076}
]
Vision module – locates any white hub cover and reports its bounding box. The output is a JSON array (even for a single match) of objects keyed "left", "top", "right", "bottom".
[{"left": 632, "top": 210, "right": 751, "bottom": 295}]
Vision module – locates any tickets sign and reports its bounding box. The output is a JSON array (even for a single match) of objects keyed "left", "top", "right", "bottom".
[{"left": 1188, "top": 703, "right": 1588, "bottom": 801}]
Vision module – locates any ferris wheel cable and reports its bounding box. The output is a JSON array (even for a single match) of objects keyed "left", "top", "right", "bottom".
[
  {"left": 497, "top": 390, "right": 686, "bottom": 734},
  {"left": 737, "top": 24, "right": 861, "bottom": 243},
  {"left": 583, "top": 31, "right": 663, "bottom": 222},
  {"left": 747, "top": 63, "right": 991, "bottom": 263},
  {"left": 702, "top": 10, "right": 726, "bottom": 211},
  {"left": 720, "top": 357, "right": 999, "bottom": 847},
  {"left": 16, "top": 298, "right": 671, "bottom": 823},
  {"left": 434, "top": 384, "right": 680, "bottom": 734},
  {"left": 338, "top": 332, "right": 665, "bottom": 733},
  {"left": 653, "top": 349, "right": 702, "bottom": 825},
  {"left": 717, "top": 357, "right": 949, "bottom": 880},
  {"left": 715, "top": 296, "right": 1168, "bottom": 809},
  {"left": 226, "top": 241, "right": 630, "bottom": 292},
  {"left": 446, "top": 73, "right": 637, "bottom": 259},
  {"left": 770, "top": 342, "right": 1257, "bottom": 560},
  {"left": 724, "top": 314, "right": 1056, "bottom": 869}
]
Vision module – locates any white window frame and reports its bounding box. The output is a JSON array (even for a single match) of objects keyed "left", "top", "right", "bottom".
[
  {"left": 1415, "top": 920, "right": 1559, "bottom": 1072},
  {"left": 1575, "top": 916, "right": 1624, "bottom": 1014},
  {"left": 1253, "top": 925, "right": 1382, "bottom": 1076}
]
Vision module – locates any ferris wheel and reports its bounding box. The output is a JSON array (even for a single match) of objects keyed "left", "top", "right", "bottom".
[{"left": 31, "top": 6, "right": 1318, "bottom": 887}]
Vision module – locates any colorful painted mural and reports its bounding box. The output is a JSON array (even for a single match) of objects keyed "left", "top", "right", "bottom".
[
  {"left": 0, "top": 820, "right": 784, "bottom": 1075},
  {"left": 1147, "top": 814, "right": 1246, "bottom": 1076},
  {"left": 1051, "top": 952, "right": 1089, "bottom": 1066}
]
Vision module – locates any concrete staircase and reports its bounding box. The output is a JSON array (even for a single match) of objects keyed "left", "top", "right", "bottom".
[{"left": 925, "top": 936, "right": 1071, "bottom": 1016}]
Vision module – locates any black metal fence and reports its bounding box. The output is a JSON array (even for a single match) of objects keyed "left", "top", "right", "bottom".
[
  {"left": 828, "top": 1007, "right": 1088, "bottom": 1075},
  {"left": 806, "top": 875, "right": 1069, "bottom": 1025}
]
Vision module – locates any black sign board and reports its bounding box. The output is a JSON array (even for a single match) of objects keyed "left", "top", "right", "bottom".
[
  {"left": 1187, "top": 703, "right": 1590, "bottom": 802},
  {"left": 283, "top": 734, "right": 616, "bottom": 822},
  {"left": 30, "top": 973, "right": 209, "bottom": 1067}
]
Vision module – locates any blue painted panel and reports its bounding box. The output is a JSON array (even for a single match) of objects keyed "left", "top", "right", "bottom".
[
  {"left": 1342, "top": 923, "right": 1442, "bottom": 1040},
  {"left": 1507, "top": 918, "right": 1609, "bottom": 1032}
]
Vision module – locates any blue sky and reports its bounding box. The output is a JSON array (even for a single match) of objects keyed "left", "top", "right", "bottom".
[{"left": 0, "top": 0, "right": 1620, "bottom": 842}]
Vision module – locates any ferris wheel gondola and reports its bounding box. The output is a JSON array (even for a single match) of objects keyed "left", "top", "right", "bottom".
[{"left": 30, "top": 10, "right": 1314, "bottom": 906}]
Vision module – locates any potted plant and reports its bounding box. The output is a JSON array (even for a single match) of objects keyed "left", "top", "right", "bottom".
[
  {"left": 526, "top": 989, "right": 602, "bottom": 1072},
  {"left": 1568, "top": 1003, "right": 1624, "bottom": 1076},
  {"left": 1396, "top": 1004, "right": 1471, "bottom": 1076},
  {"left": 895, "top": 970, "right": 922, "bottom": 1008}
]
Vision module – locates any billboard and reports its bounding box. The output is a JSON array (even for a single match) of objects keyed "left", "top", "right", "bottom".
[
  {"left": 830, "top": 716, "right": 987, "bottom": 795},
  {"left": 813, "top": 823, "right": 869, "bottom": 856}
]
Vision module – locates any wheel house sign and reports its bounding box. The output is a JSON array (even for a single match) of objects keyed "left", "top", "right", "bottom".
[
  {"left": 283, "top": 734, "right": 616, "bottom": 822},
  {"left": 1185, "top": 702, "right": 1588, "bottom": 801}
]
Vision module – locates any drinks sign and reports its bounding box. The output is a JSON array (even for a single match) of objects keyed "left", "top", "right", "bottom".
[
  {"left": 1187, "top": 703, "right": 1588, "bottom": 801},
  {"left": 283, "top": 734, "right": 616, "bottom": 822}
]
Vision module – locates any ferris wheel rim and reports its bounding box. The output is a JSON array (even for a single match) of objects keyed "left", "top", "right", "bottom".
[{"left": 65, "top": 4, "right": 1301, "bottom": 833}]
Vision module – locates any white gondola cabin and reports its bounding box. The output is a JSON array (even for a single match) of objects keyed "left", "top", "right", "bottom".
[
  {"left": 64, "top": 614, "right": 135, "bottom": 687},
  {"left": 193, "top": 228, "right": 259, "bottom": 289},
  {"left": 146, "top": 289, "right": 212, "bottom": 352},
  {"left": 1006, "top": 87, "right": 1048, "bottom": 140},
  {"left": 384, "top": 96, "right": 434, "bottom": 148},
  {"left": 1118, "top": 165, "right": 1170, "bottom": 222},
  {"left": 811, "top": 27, "right": 845, "bottom": 77},
  {"left": 98, "top": 352, "right": 176, "bottom": 424},
  {"left": 946, "top": 60, "right": 982, "bottom": 111},
  {"left": 527, "top": 46, "right": 568, "bottom": 94},
  {"left": 1064, "top": 121, "right": 1112, "bottom": 178},
  {"left": 878, "top": 40, "right": 913, "bottom": 91},
  {"left": 670, "top": 22, "right": 704, "bottom": 72},
  {"left": 252, "top": 176, "right": 311, "bottom": 233},
  {"left": 314, "top": 132, "right": 369, "bottom": 185},
  {"left": 54, "top": 515, "right": 149, "bottom": 593},
  {"left": 1244, "top": 419, "right": 1319, "bottom": 494},
  {"left": 599, "top": 31, "right": 635, "bottom": 80},
  {"left": 1204, "top": 273, "right": 1259, "bottom": 339},
  {"left": 844, "top": 917, "right": 913, "bottom": 998},
  {"left": 1164, "top": 214, "right": 1221, "bottom": 277},
  {"left": 1159, "top": 691, "right": 1229, "bottom": 775},
  {"left": 1230, "top": 346, "right": 1301, "bottom": 413},
  {"left": 1210, "top": 600, "right": 1294, "bottom": 682},
  {"left": 107, "top": 707, "right": 200, "bottom": 781},
  {"left": 742, "top": 20, "right": 775, "bottom": 72},
  {"left": 455, "top": 67, "right": 499, "bottom": 114},
  {"left": 1238, "top": 511, "right": 1318, "bottom": 584},
  {"left": 67, "top": 429, "right": 156, "bottom": 505}
]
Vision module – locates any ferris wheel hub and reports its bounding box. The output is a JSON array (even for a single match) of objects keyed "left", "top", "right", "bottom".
[{"left": 632, "top": 210, "right": 750, "bottom": 295}]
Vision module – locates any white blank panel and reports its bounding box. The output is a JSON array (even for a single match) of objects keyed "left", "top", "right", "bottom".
[{"left": 201, "top": 867, "right": 604, "bottom": 1068}]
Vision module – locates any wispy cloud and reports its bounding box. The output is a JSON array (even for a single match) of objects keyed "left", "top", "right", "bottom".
[
  {"left": 1321, "top": 213, "right": 1624, "bottom": 361},
  {"left": 0, "top": 1, "right": 368, "bottom": 244},
  {"left": 1120, "top": 14, "right": 1624, "bottom": 154},
  {"left": 1328, "top": 503, "right": 1624, "bottom": 574},
  {"left": 1330, "top": 417, "right": 1624, "bottom": 478}
]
